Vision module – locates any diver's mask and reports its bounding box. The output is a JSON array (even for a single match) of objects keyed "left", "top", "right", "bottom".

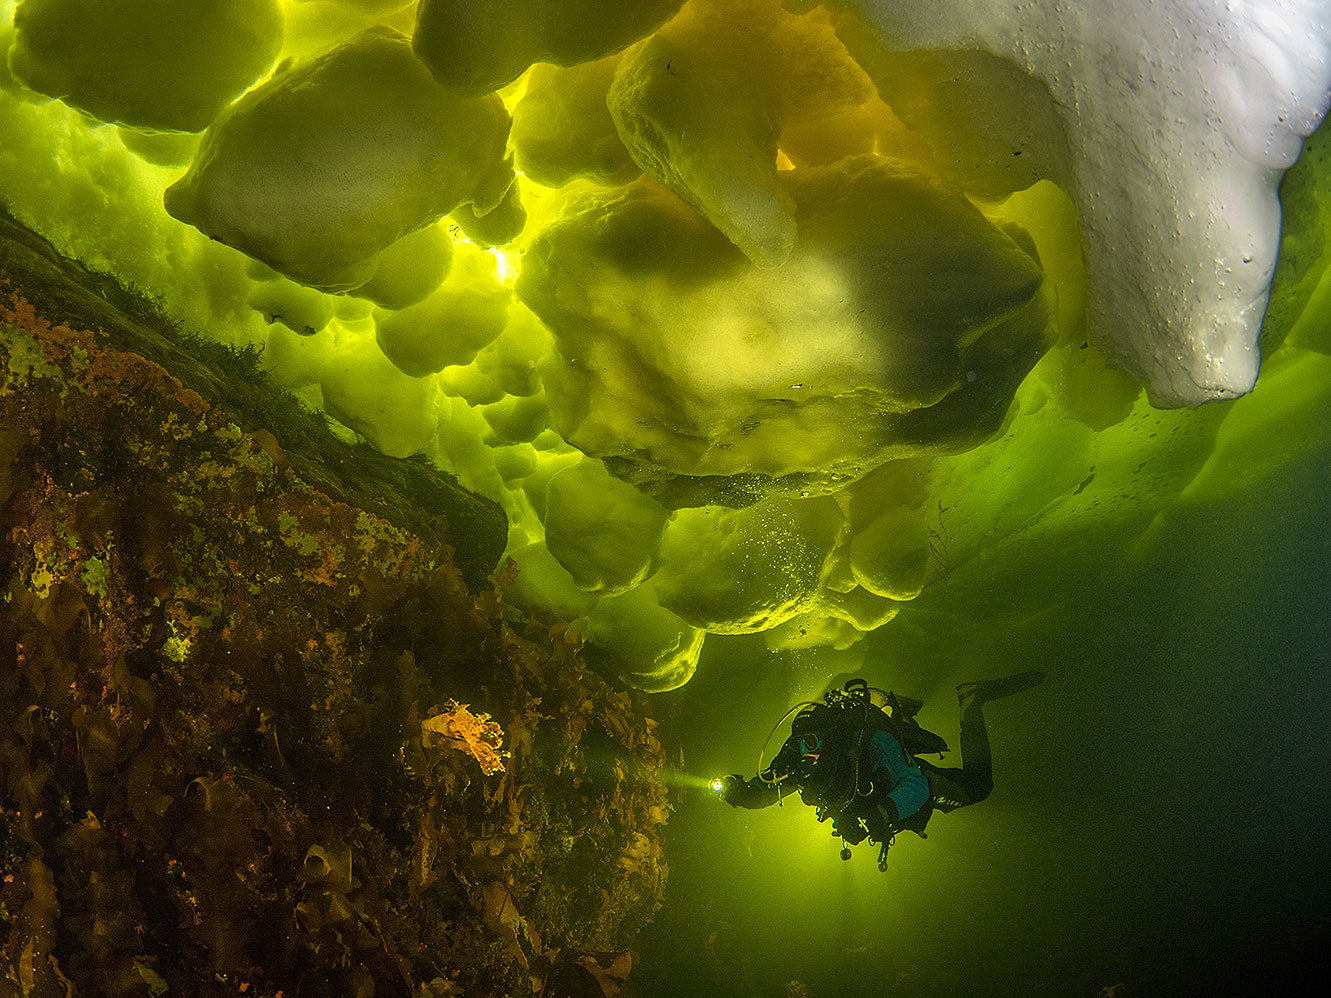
[{"left": 795, "top": 731, "right": 823, "bottom": 778}]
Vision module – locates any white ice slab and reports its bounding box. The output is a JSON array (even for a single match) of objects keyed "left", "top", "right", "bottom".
[{"left": 855, "top": 0, "right": 1331, "bottom": 406}]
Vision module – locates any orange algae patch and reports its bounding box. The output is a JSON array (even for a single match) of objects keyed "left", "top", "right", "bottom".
[
  {"left": 2, "top": 293, "right": 208, "bottom": 415},
  {"left": 1, "top": 246, "right": 664, "bottom": 996},
  {"left": 422, "top": 701, "right": 509, "bottom": 775}
]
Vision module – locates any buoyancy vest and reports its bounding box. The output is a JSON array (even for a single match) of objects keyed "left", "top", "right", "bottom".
[{"left": 786, "top": 686, "right": 948, "bottom": 829}]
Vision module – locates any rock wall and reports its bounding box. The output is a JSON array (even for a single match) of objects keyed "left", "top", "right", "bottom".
[{"left": 0, "top": 214, "right": 669, "bottom": 998}]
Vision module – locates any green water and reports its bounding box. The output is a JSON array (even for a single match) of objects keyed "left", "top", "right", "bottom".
[
  {"left": 4, "top": 3, "right": 1331, "bottom": 994},
  {"left": 629, "top": 442, "right": 1331, "bottom": 996}
]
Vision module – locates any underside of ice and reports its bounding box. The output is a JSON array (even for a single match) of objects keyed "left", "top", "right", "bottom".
[
  {"left": 3, "top": 0, "right": 1331, "bottom": 694},
  {"left": 853, "top": 0, "right": 1331, "bottom": 406}
]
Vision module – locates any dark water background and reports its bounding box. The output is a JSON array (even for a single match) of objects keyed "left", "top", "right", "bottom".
[{"left": 627, "top": 434, "right": 1331, "bottom": 997}]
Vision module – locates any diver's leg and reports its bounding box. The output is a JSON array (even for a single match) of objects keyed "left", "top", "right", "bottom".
[
  {"left": 923, "top": 764, "right": 976, "bottom": 813},
  {"left": 938, "top": 671, "right": 1046, "bottom": 811},
  {"left": 912, "top": 694, "right": 991, "bottom": 814},
  {"left": 954, "top": 670, "right": 1046, "bottom": 704},
  {"left": 953, "top": 685, "right": 995, "bottom": 805}
]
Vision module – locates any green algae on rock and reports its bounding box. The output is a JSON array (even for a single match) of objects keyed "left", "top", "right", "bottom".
[{"left": 0, "top": 214, "right": 670, "bottom": 998}]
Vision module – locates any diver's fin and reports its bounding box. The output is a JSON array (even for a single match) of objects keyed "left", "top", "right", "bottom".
[
  {"left": 876, "top": 688, "right": 924, "bottom": 719},
  {"left": 956, "top": 670, "right": 1046, "bottom": 705},
  {"left": 892, "top": 695, "right": 924, "bottom": 719}
]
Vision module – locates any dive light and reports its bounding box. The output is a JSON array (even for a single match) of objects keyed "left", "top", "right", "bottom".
[{"left": 710, "top": 777, "right": 725, "bottom": 794}]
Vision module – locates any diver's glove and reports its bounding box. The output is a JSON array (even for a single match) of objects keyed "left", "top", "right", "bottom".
[
  {"left": 718, "top": 775, "right": 746, "bottom": 804},
  {"left": 718, "top": 774, "right": 777, "bottom": 809},
  {"left": 832, "top": 815, "right": 869, "bottom": 846}
]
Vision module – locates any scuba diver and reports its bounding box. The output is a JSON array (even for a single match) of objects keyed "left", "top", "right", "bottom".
[{"left": 717, "top": 672, "right": 1045, "bottom": 869}]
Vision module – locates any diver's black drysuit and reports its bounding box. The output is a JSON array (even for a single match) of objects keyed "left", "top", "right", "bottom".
[{"left": 721, "top": 674, "right": 1043, "bottom": 855}]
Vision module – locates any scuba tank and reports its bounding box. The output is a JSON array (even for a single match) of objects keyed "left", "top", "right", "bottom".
[
  {"left": 763, "top": 679, "right": 949, "bottom": 869},
  {"left": 781, "top": 679, "right": 948, "bottom": 818}
]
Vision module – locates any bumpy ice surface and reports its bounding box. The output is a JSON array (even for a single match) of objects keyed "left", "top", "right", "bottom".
[{"left": 3, "top": 0, "right": 1330, "bottom": 691}]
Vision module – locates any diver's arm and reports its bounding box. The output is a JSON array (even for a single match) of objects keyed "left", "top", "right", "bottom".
[
  {"left": 720, "top": 737, "right": 799, "bottom": 809},
  {"left": 719, "top": 774, "right": 783, "bottom": 809},
  {"left": 869, "top": 730, "right": 931, "bottom": 822},
  {"left": 883, "top": 770, "right": 930, "bottom": 820}
]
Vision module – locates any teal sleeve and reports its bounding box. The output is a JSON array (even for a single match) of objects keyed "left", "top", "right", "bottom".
[{"left": 870, "top": 729, "right": 930, "bottom": 820}]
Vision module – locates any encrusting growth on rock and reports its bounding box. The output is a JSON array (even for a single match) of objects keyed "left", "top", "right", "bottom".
[{"left": 0, "top": 214, "right": 669, "bottom": 998}]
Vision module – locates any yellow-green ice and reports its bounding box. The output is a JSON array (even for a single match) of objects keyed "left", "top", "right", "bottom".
[{"left": 2, "top": 0, "right": 1329, "bottom": 691}]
